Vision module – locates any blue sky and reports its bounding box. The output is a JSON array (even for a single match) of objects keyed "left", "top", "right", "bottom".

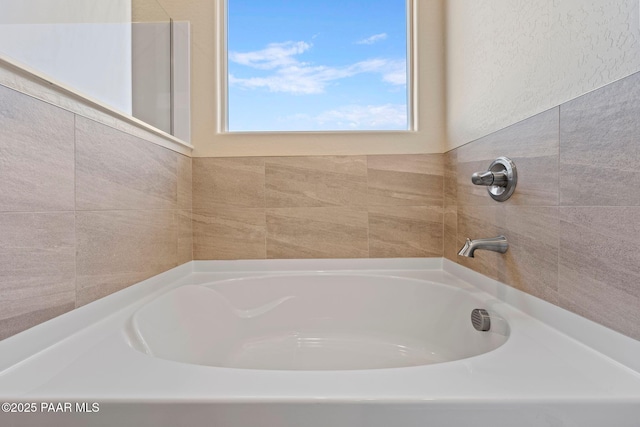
[{"left": 227, "top": 0, "right": 408, "bottom": 131}]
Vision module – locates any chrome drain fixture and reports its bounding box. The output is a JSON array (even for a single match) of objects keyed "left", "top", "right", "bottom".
[{"left": 471, "top": 308, "right": 491, "bottom": 332}]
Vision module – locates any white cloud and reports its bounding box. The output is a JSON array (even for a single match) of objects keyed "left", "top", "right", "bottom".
[
  {"left": 229, "top": 41, "right": 406, "bottom": 94},
  {"left": 382, "top": 61, "right": 407, "bottom": 85},
  {"left": 356, "top": 33, "right": 388, "bottom": 45},
  {"left": 314, "top": 104, "right": 407, "bottom": 130},
  {"left": 228, "top": 41, "right": 311, "bottom": 70}
]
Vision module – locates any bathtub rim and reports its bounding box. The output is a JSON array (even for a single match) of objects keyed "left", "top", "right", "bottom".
[
  {"left": 0, "top": 257, "right": 640, "bottom": 413},
  {"left": 1, "top": 257, "right": 639, "bottom": 379}
]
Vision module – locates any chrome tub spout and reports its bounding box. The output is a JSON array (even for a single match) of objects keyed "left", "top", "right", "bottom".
[{"left": 458, "top": 235, "right": 508, "bottom": 258}]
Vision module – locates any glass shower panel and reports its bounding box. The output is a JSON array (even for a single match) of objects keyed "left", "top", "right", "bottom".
[
  {"left": 0, "top": 0, "right": 137, "bottom": 115},
  {"left": 0, "top": 0, "right": 178, "bottom": 138},
  {"left": 132, "top": 0, "right": 172, "bottom": 135}
]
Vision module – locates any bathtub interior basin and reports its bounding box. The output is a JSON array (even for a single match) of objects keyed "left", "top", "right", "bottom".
[{"left": 127, "top": 274, "right": 509, "bottom": 370}]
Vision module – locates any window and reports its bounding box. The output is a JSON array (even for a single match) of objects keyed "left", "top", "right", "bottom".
[
  {"left": 226, "top": 0, "right": 410, "bottom": 132},
  {"left": 207, "top": 0, "right": 442, "bottom": 158}
]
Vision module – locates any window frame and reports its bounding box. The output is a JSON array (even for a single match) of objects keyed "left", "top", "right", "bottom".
[{"left": 205, "top": 0, "right": 444, "bottom": 157}]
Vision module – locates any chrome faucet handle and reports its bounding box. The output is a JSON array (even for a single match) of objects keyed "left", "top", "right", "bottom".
[
  {"left": 469, "top": 157, "right": 517, "bottom": 202},
  {"left": 471, "top": 171, "right": 508, "bottom": 187}
]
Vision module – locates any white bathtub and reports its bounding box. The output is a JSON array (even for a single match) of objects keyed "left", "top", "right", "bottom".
[
  {"left": 130, "top": 274, "right": 509, "bottom": 371},
  {"left": 1, "top": 258, "right": 640, "bottom": 427}
]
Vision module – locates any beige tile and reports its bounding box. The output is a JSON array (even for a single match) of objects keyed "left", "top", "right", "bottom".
[
  {"left": 456, "top": 205, "right": 559, "bottom": 302},
  {"left": 0, "top": 85, "right": 75, "bottom": 212},
  {"left": 193, "top": 208, "right": 266, "bottom": 260},
  {"left": 267, "top": 207, "right": 368, "bottom": 259},
  {"left": 265, "top": 156, "right": 368, "bottom": 207},
  {"left": 559, "top": 271, "right": 640, "bottom": 342},
  {"left": 0, "top": 213, "right": 76, "bottom": 299},
  {"left": 193, "top": 157, "right": 265, "bottom": 209},
  {"left": 444, "top": 150, "right": 459, "bottom": 262},
  {"left": 456, "top": 108, "right": 559, "bottom": 206},
  {"left": 559, "top": 72, "right": 640, "bottom": 206},
  {"left": 0, "top": 212, "right": 76, "bottom": 340},
  {"left": 76, "top": 117, "right": 178, "bottom": 210},
  {"left": 369, "top": 206, "right": 443, "bottom": 258},
  {"left": 443, "top": 205, "right": 458, "bottom": 262},
  {"left": 368, "top": 154, "right": 444, "bottom": 175},
  {"left": 0, "top": 292, "right": 75, "bottom": 341},
  {"left": 367, "top": 154, "right": 444, "bottom": 206},
  {"left": 559, "top": 207, "right": 640, "bottom": 340},
  {"left": 177, "top": 210, "right": 193, "bottom": 265},
  {"left": 496, "top": 207, "right": 559, "bottom": 304},
  {"left": 559, "top": 164, "right": 640, "bottom": 206},
  {"left": 177, "top": 154, "right": 193, "bottom": 210},
  {"left": 444, "top": 150, "right": 457, "bottom": 208},
  {"left": 76, "top": 210, "right": 177, "bottom": 306}
]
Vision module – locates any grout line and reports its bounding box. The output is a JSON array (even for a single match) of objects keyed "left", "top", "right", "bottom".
[
  {"left": 0, "top": 210, "right": 77, "bottom": 215},
  {"left": 175, "top": 209, "right": 179, "bottom": 268},
  {"left": 365, "top": 155, "right": 371, "bottom": 258},
  {"left": 442, "top": 153, "right": 446, "bottom": 258},
  {"left": 263, "top": 209, "right": 268, "bottom": 260},
  {"left": 73, "top": 113, "right": 78, "bottom": 309},
  {"left": 190, "top": 159, "right": 194, "bottom": 262},
  {"left": 263, "top": 158, "right": 268, "bottom": 259},
  {"left": 557, "top": 104, "right": 561, "bottom": 295}
]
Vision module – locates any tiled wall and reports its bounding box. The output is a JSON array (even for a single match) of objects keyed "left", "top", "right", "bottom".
[
  {"left": 4, "top": 67, "right": 639, "bottom": 346},
  {"left": 445, "top": 71, "right": 640, "bottom": 341},
  {"left": 192, "top": 155, "right": 444, "bottom": 259},
  {"left": 0, "top": 84, "right": 192, "bottom": 340}
]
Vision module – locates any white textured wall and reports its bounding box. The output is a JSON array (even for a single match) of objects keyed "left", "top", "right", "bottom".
[
  {"left": 0, "top": 0, "right": 132, "bottom": 114},
  {"left": 447, "top": 0, "right": 640, "bottom": 150},
  {"left": 550, "top": 0, "right": 640, "bottom": 106}
]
